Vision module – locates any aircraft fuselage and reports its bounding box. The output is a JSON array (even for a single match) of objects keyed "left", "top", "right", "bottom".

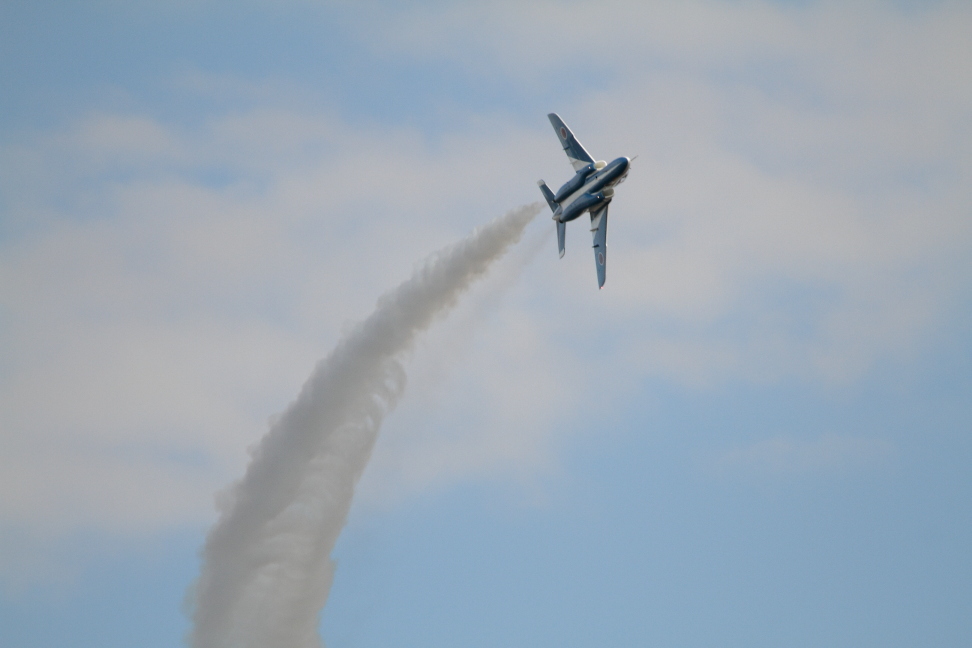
[{"left": 553, "top": 156, "right": 630, "bottom": 223}]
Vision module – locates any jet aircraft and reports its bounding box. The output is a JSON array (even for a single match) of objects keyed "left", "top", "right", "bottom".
[{"left": 538, "top": 113, "right": 631, "bottom": 288}]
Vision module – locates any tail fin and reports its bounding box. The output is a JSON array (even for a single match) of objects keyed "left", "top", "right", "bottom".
[
  {"left": 537, "top": 180, "right": 558, "bottom": 213},
  {"left": 539, "top": 180, "right": 565, "bottom": 257}
]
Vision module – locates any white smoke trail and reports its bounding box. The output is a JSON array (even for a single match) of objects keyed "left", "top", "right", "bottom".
[{"left": 188, "top": 203, "right": 543, "bottom": 648}]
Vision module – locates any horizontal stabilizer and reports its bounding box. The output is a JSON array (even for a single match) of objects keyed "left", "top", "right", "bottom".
[
  {"left": 537, "top": 180, "right": 559, "bottom": 213},
  {"left": 557, "top": 220, "right": 566, "bottom": 258}
]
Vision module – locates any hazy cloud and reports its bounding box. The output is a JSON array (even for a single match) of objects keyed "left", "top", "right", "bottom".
[{"left": 1, "top": 2, "right": 969, "bottom": 585}]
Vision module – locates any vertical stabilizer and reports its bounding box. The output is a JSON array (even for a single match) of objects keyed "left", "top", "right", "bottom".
[
  {"left": 557, "top": 220, "right": 566, "bottom": 258},
  {"left": 537, "top": 180, "right": 558, "bottom": 213}
]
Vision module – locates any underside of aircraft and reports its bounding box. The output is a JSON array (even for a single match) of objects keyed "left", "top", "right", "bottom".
[{"left": 537, "top": 113, "right": 631, "bottom": 289}]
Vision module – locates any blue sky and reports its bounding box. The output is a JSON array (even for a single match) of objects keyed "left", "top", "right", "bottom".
[{"left": 1, "top": 1, "right": 971, "bottom": 646}]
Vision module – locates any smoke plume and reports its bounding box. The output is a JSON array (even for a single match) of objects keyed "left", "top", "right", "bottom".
[{"left": 189, "top": 203, "right": 542, "bottom": 648}]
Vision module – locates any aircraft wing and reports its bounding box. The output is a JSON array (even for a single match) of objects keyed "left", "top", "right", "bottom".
[
  {"left": 590, "top": 203, "right": 608, "bottom": 288},
  {"left": 548, "top": 113, "right": 595, "bottom": 172}
]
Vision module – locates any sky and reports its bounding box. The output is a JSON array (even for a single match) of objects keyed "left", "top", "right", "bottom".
[{"left": 1, "top": 1, "right": 971, "bottom": 646}]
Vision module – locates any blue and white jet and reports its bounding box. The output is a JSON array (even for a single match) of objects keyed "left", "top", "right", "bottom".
[{"left": 538, "top": 113, "right": 631, "bottom": 288}]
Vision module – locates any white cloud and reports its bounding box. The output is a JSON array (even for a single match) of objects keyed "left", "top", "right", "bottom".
[
  {"left": 0, "top": 103, "right": 554, "bottom": 547},
  {"left": 0, "top": 1, "right": 970, "bottom": 583}
]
